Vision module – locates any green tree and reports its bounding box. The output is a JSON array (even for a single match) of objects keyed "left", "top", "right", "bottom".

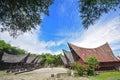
[
  {"left": 10, "top": 47, "right": 26, "bottom": 55},
  {"left": 38, "top": 54, "right": 46, "bottom": 66},
  {"left": 0, "top": 40, "right": 6, "bottom": 59},
  {"left": 53, "top": 54, "right": 63, "bottom": 66},
  {"left": 38, "top": 53, "right": 63, "bottom": 67},
  {"left": 85, "top": 56, "right": 98, "bottom": 76},
  {"left": 0, "top": 40, "right": 12, "bottom": 55},
  {"left": 0, "top": 0, "right": 53, "bottom": 37},
  {"left": 79, "top": 0, "right": 120, "bottom": 28},
  {"left": 45, "top": 54, "right": 54, "bottom": 65}
]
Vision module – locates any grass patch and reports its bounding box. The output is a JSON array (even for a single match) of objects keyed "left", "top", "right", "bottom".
[{"left": 88, "top": 71, "right": 120, "bottom": 80}]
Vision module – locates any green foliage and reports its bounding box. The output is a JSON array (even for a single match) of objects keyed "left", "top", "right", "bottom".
[
  {"left": 86, "top": 56, "right": 98, "bottom": 76},
  {"left": 79, "top": 0, "right": 120, "bottom": 28},
  {"left": 0, "top": 0, "right": 53, "bottom": 37},
  {"left": 30, "top": 53, "right": 37, "bottom": 56},
  {"left": 38, "top": 53, "right": 62, "bottom": 67},
  {"left": 86, "top": 56, "right": 98, "bottom": 68},
  {"left": 71, "top": 62, "right": 84, "bottom": 76},
  {"left": 45, "top": 54, "right": 54, "bottom": 65},
  {"left": 85, "top": 65, "right": 94, "bottom": 76},
  {"left": 71, "top": 57, "right": 98, "bottom": 76},
  {"left": 53, "top": 54, "right": 63, "bottom": 66}
]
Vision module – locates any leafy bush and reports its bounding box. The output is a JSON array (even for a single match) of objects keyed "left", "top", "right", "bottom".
[
  {"left": 71, "top": 62, "right": 84, "bottom": 76},
  {"left": 85, "top": 65, "right": 94, "bottom": 76},
  {"left": 70, "top": 57, "right": 98, "bottom": 76},
  {"left": 86, "top": 56, "right": 98, "bottom": 76}
]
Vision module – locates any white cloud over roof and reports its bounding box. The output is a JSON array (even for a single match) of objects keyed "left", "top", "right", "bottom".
[{"left": 71, "top": 17, "right": 120, "bottom": 56}]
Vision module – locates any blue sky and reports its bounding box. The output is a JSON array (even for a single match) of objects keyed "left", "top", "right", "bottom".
[{"left": 0, "top": 0, "right": 120, "bottom": 56}]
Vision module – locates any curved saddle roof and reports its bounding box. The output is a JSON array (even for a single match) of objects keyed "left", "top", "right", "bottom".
[{"left": 68, "top": 42, "right": 119, "bottom": 62}]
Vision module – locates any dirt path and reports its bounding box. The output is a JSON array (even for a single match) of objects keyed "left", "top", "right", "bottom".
[{"left": 0, "top": 68, "right": 89, "bottom": 80}]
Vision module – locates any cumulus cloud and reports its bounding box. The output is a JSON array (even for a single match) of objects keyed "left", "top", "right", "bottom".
[
  {"left": 0, "top": 26, "right": 64, "bottom": 54},
  {"left": 71, "top": 17, "right": 120, "bottom": 55}
]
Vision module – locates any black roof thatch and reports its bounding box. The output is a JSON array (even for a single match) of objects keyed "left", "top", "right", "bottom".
[
  {"left": 36, "top": 58, "right": 42, "bottom": 63},
  {"left": 60, "top": 55, "right": 67, "bottom": 65},
  {"left": 1, "top": 52, "right": 29, "bottom": 63},
  {"left": 63, "top": 49, "right": 74, "bottom": 63},
  {"left": 33, "top": 57, "right": 41, "bottom": 64},
  {"left": 26, "top": 56, "right": 38, "bottom": 64}
]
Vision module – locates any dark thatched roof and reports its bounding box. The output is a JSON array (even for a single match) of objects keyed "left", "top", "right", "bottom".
[
  {"left": 37, "top": 58, "right": 42, "bottom": 63},
  {"left": 1, "top": 52, "right": 29, "bottom": 63},
  {"left": 34, "top": 57, "right": 41, "bottom": 64},
  {"left": 63, "top": 49, "right": 74, "bottom": 63},
  {"left": 26, "top": 56, "right": 38, "bottom": 64},
  {"left": 60, "top": 55, "right": 67, "bottom": 65}
]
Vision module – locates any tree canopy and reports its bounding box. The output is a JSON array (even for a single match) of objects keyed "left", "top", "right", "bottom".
[
  {"left": 79, "top": 0, "right": 120, "bottom": 29},
  {"left": 38, "top": 53, "right": 62, "bottom": 67},
  {"left": 0, "top": 0, "right": 53, "bottom": 37},
  {"left": 1, "top": 0, "right": 119, "bottom": 37}
]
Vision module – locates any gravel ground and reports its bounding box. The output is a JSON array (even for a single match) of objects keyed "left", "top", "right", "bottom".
[{"left": 0, "top": 68, "right": 89, "bottom": 80}]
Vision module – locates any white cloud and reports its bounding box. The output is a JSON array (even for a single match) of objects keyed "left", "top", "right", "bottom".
[
  {"left": 53, "top": 50, "right": 63, "bottom": 55},
  {"left": 71, "top": 17, "right": 120, "bottom": 55},
  {"left": 0, "top": 26, "right": 64, "bottom": 54}
]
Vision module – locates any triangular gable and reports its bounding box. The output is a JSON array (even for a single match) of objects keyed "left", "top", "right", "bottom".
[
  {"left": 34, "top": 56, "right": 41, "bottom": 64},
  {"left": 31, "top": 56, "right": 38, "bottom": 63},
  {"left": 26, "top": 56, "right": 38, "bottom": 64},
  {"left": 60, "top": 55, "right": 68, "bottom": 65},
  {"left": 63, "top": 49, "right": 74, "bottom": 63}
]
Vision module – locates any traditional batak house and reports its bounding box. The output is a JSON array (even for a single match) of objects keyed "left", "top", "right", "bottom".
[
  {"left": 0, "top": 52, "right": 42, "bottom": 73},
  {"left": 25, "top": 56, "right": 38, "bottom": 70},
  {"left": 34, "top": 57, "right": 42, "bottom": 68},
  {"left": 62, "top": 49, "right": 74, "bottom": 67},
  {"left": 60, "top": 55, "right": 68, "bottom": 67},
  {"left": 0, "top": 52, "right": 30, "bottom": 72},
  {"left": 36, "top": 57, "right": 42, "bottom": 64},
  {"left": 34, "top": 57, "right": 41, "bottom": 64},
  {"left": 62, "top": 42, "right": 120, "bottom": 70}
]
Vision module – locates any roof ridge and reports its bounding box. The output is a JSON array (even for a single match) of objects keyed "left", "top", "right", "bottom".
[
  {"left": 68, "top": 42, "right": 119, "bottom": 62},
  {"left": 68, "top": 42, "right": 109, "bottom": 49}
]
